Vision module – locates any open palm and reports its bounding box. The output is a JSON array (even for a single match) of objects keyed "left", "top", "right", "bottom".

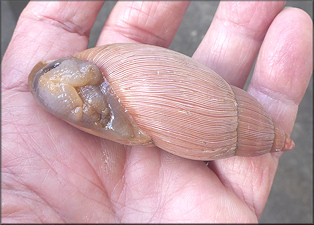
[{"left": 2, "top": 1, "right": 312, "bottom": 223}]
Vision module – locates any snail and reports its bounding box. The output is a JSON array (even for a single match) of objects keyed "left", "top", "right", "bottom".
[{"left": 28, "top": 43, "right": 295, "bottom": 160}]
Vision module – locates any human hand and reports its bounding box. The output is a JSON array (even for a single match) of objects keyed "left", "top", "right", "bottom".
[{"left": 2, "top": 1, "right": 312, "bottom": 223}]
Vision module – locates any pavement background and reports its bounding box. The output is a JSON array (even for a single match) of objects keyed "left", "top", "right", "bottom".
[{"left": 1, "top": 1, "right": 313, "bottom": 223}]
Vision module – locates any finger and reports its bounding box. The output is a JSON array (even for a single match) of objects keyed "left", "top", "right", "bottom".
[
  {"left": 193, "top": 1, "right": 286, "bottom": 88},
  {"left": 248, "top": 8, "right": 313, "bottom": 134},
  {"left": 96, "top": 1, "right": 190, "bottom": 47},
  {"left": 210, "top": 8, "right": 313, "bottom": 218},
  {"left": 2, "top": 1, "right": 104, "bottom": 92}
]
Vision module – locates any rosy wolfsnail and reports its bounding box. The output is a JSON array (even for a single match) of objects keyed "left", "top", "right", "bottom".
[{"left": 28, "top": 43, "right": 295, "bottom": 160}]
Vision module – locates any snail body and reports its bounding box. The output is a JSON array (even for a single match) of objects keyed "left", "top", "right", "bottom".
[{"left": 28, "top": 43, "right": 294, "bottom": 160}]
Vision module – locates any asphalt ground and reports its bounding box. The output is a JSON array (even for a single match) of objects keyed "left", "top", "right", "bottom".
[{"left": 1, "top": 1, "right": 313, "bottom": 223}]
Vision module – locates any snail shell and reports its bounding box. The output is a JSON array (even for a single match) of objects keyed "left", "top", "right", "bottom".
[{"left": 28, "top": 43, "right": 294, "bottom": 160}]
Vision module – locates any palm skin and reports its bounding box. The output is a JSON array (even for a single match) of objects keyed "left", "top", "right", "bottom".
[{"left": 2, "top": 1, "right": 312, "bottom": 223}]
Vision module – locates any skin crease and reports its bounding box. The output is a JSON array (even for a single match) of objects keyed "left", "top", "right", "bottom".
[{"left": 1, "top": 1, "right": 313, "bottom": 223}]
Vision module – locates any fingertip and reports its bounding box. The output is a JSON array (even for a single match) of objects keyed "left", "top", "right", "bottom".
[
  {"left": 282, "top": 6, "right": 313, "bottom": 27},
  {"left": 250, "top": 7, "right": 312, "bottom": 102},
  {"left": 247, "top": 6, "right": 312, "bottom": 134}
]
